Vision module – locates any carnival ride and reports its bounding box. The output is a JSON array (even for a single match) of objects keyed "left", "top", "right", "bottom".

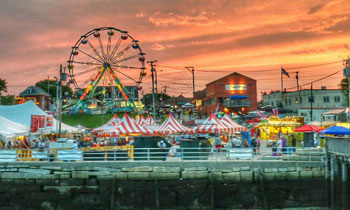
[{"left": 66, "top": 27, "right": 146, "bottom": 113}]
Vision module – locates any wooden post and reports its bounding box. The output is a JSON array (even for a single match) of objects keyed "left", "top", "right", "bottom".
[
  {"left": 330, "top": 155, "right": 335, "bottom": 210},
  {"left": 155, "top": 179, "right": 160, "bottom": 209},
  {"left": 210, "top": 183, "right": 214, "bottom": 209},
  {"left": 110, "top": 178, "right": 116, "bottom": 210},
  {"left": 342, "top": 162, "right": 348, "bottom": 210}
]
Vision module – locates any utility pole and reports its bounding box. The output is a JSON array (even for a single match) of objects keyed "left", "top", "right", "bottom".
[
  {"left": 58, "top": 65, "right": 67, "bottom": 138},
  {"left": 310, "top": 82, "right": 313, "bottom": 122},
  {"left": 185, "top": 66, "right": 195, "bottom": 99},
  {"left": 296, "top": 71, "right": 301, "bottom": 106},
  {"left": 296, "top": 72, "right": 299, "bottom": 91},
  {"left": 343, "top": 57, "right": 350, "bottom": 121},
  {"left": 147, "top": 60, "right": 157, "bottom": 119},
  {"left": 155, "top": 67, "right": 158, "bottom": 108},
  {"left": 47, "top": 75, "right": 50, "bottom": 96}
]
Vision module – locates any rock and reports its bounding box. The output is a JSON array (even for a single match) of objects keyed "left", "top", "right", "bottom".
[
  {"left": 263, "top": 172, "right": 275, "bottom": 182},
  {"left": 232, "top": 167, "right": 241, "bottom": 172},
  {"left": 286, "top": 171, "right": 299, "bottom": 181},
  {"left": 183, "top": 167, "right": 207, "bottom": 171},
  {"left": 127, "top": 172, "right": 151, "bottom": 180},
  {"left": 41, "top": 166, "right": 62, "bottom": 170},
  {"left": 312, "top": 170, "right": 325, "bottom": 178},
  {"left": 240, "top": 171, "right": 253, "bottom": 183},
  {"left": 274, "top": 172, "right": 286, "bottom": 181},
  {"left": 209, "top": 172, "right": 223, "bottom": 182},
  {"left": 18, "top": 168, "right": 51, "bottom": 174},
  {"left": 122, "top": 166, "right": 152, "bottom": 172},
  {"left": 54, "top": 171, "right": 71, "bottom": 175},
  {"left": 151, "top": 172, "right": 179, "bottom": 180},
  {"left": 264, "top": 168, "right": 278, "bottom": 173},
  {"left": 278, "top": 168, "right": 288, "bottom": 172},
  {"left": 300, "top": 171, "right": 313, "bottom": 179},
  {"left": 0, "top": 168, "right": 18, "bottom": 172},
  {"left": 222, "top": 172, "right": 240, "bottom": 182},
  {"left": 1, "top": 172, "right": 24, "bottom": 179},
  {"left": 115, "top": 172, "right": 128, "bottom": 180},
  {"left": 153, "top": 167, "right": 180, "bottom": 173},
  {"left": 182, "top": 171, "right": 208, "bottom": 179},
  {"left": 72, "top": 171, "right": 89, "bottom": 179}
]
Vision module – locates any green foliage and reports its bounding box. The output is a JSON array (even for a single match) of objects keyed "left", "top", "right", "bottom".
[
  {"left": 339, "top": 78, "right": 349, "bottom": 106},
  {"left": 35, "top": 80, "right": 73, "bottom": 98},
  {"left": 0, "top": 78, "right": 7, "bottom": 96},
  {"left": 141, "top": 93, "right": 171, "bottom": 108},
  {"left": 62, "top": 113, "right": 139, "bottom": 128},
  {"left": 0, "top": 95, "right": 14, "bottom": 105}
]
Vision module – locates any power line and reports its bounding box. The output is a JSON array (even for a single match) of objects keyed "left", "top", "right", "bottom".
[{"left": 287, "top": 71, "right": 340, "bottom": 90}]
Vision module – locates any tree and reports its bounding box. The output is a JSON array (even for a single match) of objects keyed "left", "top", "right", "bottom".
[
  {"left": 35, "top": 80, "right": 73, "bottom": 99},
  {"left": 142, "top": 93, "right": 171, "bottom": 108},
  {"left": 339, "top": 78, "right": 350, "bottom": 106},
  {"left": 0, "top": 95, "right": 14, "bottom": 105},
  {"left": 0, "top": 78, "right": 8, "bottom": 96}
]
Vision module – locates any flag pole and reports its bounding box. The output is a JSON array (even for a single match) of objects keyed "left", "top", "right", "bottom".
[{"left": 281, "top": 66, "right": 283, "bottom": 93}]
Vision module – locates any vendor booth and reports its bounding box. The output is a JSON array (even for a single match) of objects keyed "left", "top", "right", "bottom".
[{"left": 258, "top": 116, "right": 304, "bottom": 141}]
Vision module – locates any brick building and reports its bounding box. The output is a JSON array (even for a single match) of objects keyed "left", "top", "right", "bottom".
[{"left": 195, "top": 72, "right": 257, "bottom": 116}]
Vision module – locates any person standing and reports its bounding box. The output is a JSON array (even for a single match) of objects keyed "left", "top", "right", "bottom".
[
  {"left": 276, "top": 138, "right": 282, "bottom": 155},
  {"left": 251, "top": 138, "right": 257, "bottom": 154},
  {"left": 291, "top": 134, "right": 296, "bottom": 152}
]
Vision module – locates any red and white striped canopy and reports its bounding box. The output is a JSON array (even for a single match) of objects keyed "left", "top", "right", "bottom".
[
  {"left": 220, "top": 114, "right": 247, "bottom": 133},
  {"left": 155, "top": 114, "right": 194, "bottom": 135},
  {"left": 145, "top": 116, "right": 156, "bottom": 125},
  {"left": 107, "top": 113, "right": 154, "bottom": 136},
  {"left": 196, "top": 113, "right": 228, "bottom": 133},
  {"left": 137, "top": 115, "right": 147, "bottom": 126},
  {"left": 92, "top": 114, "right": 120, "bottom": 134}
]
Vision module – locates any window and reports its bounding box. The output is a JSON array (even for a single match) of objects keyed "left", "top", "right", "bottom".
[
  {"left": 288, "top": 98, "right": 291, "bottom": 105},
  {"left": 295, "top": 97, "right": 298, "bottom": 104},
  {"left": 323, "top": 96, "right": 330, "bottom": 103},
  {"left": 308, "top": 96, "right": 314, "bottom": 103},
  {"left": 271, "top": 101, "right": 274, "bottom": 106},
  {"left": 299, "top": 97, "right": 302, "bottom": 104},
  {"left": 334, "top": 96, "right": 341, "bottom": 103},
  {"left": 285, "top": 99, "right": 288, "bottom": 105}
]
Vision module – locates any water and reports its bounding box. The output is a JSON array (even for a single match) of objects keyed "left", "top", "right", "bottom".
[{"left": 0, "top": 179, "right": 331, "bottom": 210}]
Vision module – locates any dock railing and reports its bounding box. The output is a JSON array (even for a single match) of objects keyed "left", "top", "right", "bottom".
[{"left": 0, "top": 147, "right": 326, "bottom": 162}]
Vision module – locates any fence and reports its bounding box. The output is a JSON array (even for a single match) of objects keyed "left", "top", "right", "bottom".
[{"left": 0, "top": 147, "right": 326, "bottom": 162}]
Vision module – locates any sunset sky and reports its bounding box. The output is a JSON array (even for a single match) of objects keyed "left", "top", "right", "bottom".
[{"left": 1, "top": 0, "right": 350, "bottom": 100}]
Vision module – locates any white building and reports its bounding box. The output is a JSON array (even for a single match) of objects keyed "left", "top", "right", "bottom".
[{"left": 262, "top": 88, "right": 347, "bottom": 122}]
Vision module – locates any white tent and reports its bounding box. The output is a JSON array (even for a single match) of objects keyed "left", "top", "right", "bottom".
[
  {"left": 52, "top": 118, "right": 81, "bottom": 133},
  {"left": 0, "top": 115, "right": 29, "bottom": 138},
  {"left": 0, "top": 100, "right": 80, "bottom": 133},
  {"left": 0, "top": 100, "right": 47, "bottom": 127}
]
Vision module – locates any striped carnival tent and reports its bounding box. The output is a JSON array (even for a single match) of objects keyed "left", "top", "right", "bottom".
[
  {"left": 196, "top": 113, "right": 228, "bottom": 133},
  {"left": 220, "top": 114, "right": 247, "bottom": 133},
  {"left": 137, "top": 115, "right": 147, "bottom": 126},
  {"left": 145, "top": 116, "right": 156, "bottom": 125},
  {"left": 92, "top": 114, "right": 120, "bottom": 134},
  {"left": 155, "top": 114, "right": 194, "bottom": 135},
  {"left": 107, "top": 113, "right": 154, "bottom": 136}
]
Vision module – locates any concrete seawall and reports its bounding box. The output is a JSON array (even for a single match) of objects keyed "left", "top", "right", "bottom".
[
  {"left": 0, "top": 161, "right": 326, "bottom": 209},
  {"left": 0, "top": 161, "right": 325, "bottom": 182}
]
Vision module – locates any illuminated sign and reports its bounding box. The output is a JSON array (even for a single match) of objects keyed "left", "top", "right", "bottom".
[{"left": 225, "top": 84, "right": 246, "bottom": 90}]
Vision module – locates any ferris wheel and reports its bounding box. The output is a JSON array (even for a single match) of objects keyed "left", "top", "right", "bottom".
[{"left": 67, "top": 27, "right": 146, "bottom": 111}]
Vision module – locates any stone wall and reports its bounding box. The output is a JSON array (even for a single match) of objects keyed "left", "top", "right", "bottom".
[{"left": 0, "top": 161, "right": 326, "bottom": 209}]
